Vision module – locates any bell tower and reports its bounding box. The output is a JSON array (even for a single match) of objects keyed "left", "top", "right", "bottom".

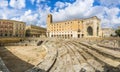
[
  {"left": 47, "top": 14, "right": 52, "bottom": 26},
  {"left": 47, "top": 14, "right": 52, "bottom": 37}
]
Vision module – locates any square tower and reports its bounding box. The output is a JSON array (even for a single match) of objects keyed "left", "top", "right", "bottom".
[{"left": 47, "top": 14, "right": 52, "bottom": 25}]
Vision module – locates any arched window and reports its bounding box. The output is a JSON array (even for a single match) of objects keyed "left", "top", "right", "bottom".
[{"left": 87, "top": 26, "right": 93, "bottom": 36}]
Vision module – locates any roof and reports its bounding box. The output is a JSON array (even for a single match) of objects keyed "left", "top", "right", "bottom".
[
  {"left": 52, "top": 16, "right": 100, "bottom": 24},
  {"left": 28, "top": 25, "right": 46, "bottom": 30},
  {"left": 0, "top": 19, "right": 26, "bottom": 23}
]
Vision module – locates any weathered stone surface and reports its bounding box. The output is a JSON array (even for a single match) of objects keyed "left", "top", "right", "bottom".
[
  {"left": 1, "top": 38, "right": 120, "bottom": 72},
  {"left": 27, "top": 39, "right": 120, "bottom": 72},
  {"left": 0, "top": 58, "right": 10, "bottom": 72}
]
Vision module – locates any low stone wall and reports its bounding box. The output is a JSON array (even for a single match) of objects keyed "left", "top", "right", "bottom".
[
  {"left": 0, "top": 37, "right": 24, "bottom": 44},
  {"left": 4, "top": 42, "right": 37, "bottom": 46},
  {"left": 3, "top": 39, "right": 44, "bottom": 46},
  {"left": 75, "top": 37, "right": 120, "bottom": 48}
]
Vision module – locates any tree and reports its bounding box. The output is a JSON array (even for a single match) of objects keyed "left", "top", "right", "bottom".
[{"left": 115, "top": 29, "right": 120, "bottom": 37}]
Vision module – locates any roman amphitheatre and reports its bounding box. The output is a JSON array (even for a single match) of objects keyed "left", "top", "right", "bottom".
[{"left": 0, "top": 37, "right": 120, "bottom": 72}]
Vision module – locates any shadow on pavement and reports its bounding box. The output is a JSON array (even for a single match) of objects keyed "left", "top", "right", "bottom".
[{"left": 0, "top": 46, "right": 34, "bottom": 72}]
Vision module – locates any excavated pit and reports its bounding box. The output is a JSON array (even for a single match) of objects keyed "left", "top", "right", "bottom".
[
  {"left": 0, "top": 38, "right": 120, "bottom": 72},
  {"left": 0, "top": 45, "right": 46, "bottom": 72}
]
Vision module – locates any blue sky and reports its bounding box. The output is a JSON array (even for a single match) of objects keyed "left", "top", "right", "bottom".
[{"left": 0, "top": 0, "right": 120, "bottom": 28}]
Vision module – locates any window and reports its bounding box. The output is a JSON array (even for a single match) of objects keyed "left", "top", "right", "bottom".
[
  {"left": 5, "top": 34, "right": 7, "bottom": 36},
  {"left": 78, "top": 29, "right": 81, "bottom": 32},
  {"left": 87, "top": 26, "right": 93, "bottom": 36}
]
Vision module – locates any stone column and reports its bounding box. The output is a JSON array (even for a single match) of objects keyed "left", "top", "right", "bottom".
[
  {"left": 83, "top": 21, "right": 87, "bottom": 37},
  {"left": 93, "top": 20, "right": 97, "bottom": 37},
  {"left": 118, "top": 41, "right": 120, "bottom": 47}
]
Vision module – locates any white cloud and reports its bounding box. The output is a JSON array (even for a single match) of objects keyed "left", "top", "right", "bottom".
[
  {"left": 100, "top": 0, "right": 120, "bottom": 7},
  {"left": 11, "top": 10, "right": 38, "bottom": 25},
  {"left": 24, "top": 10, "right": 32, "bottom": 16},
  {"left": 52, "top": 0, "right": 94, "bottom": 22},
  {"left": 36, "top": 0, "right": 46, "bottom": 3},
  {"left": 36, "top": 5, "right": 51, "bottom": 27},
  {"left": 0, "top": 0, "right": 8, "bottom": 8},
  {"left": 30, "top": 0, "right": 47, "bottom": 5},
  {"left": 30, "top": 0, "right": 35, "bottom": 5},
  {"left": 11, "top": 6, "right": 50, "bottom": 27},
  {"left": 0, "top": 8, "right": 24, "bottom": 19},
  {"left": 2, "top": 14, "right": 7, "bottom": 19},
  {"left": 50, "top": 0, "right": 120, "bottom": 28},
  {"left": 0, "top": 0, "right": 120, "bottom": 28},
  {"left": 105, "top": 8, "right": 120, "bottom": 19},
  {"left": 85, "top": 6, "right": 105, "bottom": 17},
  {"left": 9, "top": 0, "right": 26, "bottom": 9},
  {"left": 55, "top": 1, "right": 67, "bottom": 9}
]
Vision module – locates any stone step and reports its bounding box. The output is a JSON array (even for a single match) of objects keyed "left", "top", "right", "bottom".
[
  {"left": 58, "top": 46, "right": 68, "bottom": 57},
  {"left": 97, "top": 43, "right": 120, "bottom": 51},
  {"left": 81, "top": 42, "right": 120, "bottom": 60},
  {"left": 65, "top": 44, "right": 81, "bottom": 72},
  {"left": 26, "top": 45, "right": 57, "bottom": 72},
  {"left": 71, "top": 42, "right": 104, "bottom": 72},
  {"left": 67, "top": 42, "right": 86, "bottom": 64},
  {"left": 67, "top": 42, "right": 98, "bottom": 72},
  {"left": 50, "top": 44, "right": 74, "bottom": 72},
  {"left": 79, "top": 43, "right": 120, "bottom": 67}
]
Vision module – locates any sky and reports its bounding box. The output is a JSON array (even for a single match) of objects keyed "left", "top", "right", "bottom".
[{"left": 0, "top": 0, "right": 120, "bottom": 28}]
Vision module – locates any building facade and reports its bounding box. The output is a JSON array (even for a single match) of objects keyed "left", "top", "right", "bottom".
[
  {"left": 26, "top": 25, "right": 46, "bottom": 37},
  {"left": 102, "top": 28, "right": 115, "bottom": 37},
  {"left": 118, "top": 26, "right": 120, "bottom": 29},
  {"left": 0, "top": 19, "right": 26, "bottom": 37},
  {"left": 47, "top": 14, "right": 101, "bottom": 38}
]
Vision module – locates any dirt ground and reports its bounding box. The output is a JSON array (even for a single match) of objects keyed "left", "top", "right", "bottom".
[{"left": 0, "top": 46, "right": 46, "bottom": 72}]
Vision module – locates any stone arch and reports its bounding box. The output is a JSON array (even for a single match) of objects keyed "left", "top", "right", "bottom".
[{"left": 87, "top": 26, "right": 93, "bottom": 36}]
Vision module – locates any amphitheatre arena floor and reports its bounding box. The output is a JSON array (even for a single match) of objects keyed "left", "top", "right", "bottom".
[
  {"left": 0, "top": 38, "right": 120, "bottom": 72},
  {"left": 0, "top": 46, "right": 46, "bottom": 72}
]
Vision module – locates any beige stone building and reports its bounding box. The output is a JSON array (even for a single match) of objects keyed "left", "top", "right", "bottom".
[
  {"left": 118, "top": 26, "right": 120, "bottom": 29},
  {"left": 26, "top": 25, "right": 46, "bottom": 37},
  {"left": 0, "top": 19, "right": 26, "bottom": 37},
  {"left": 47, "top": 14, "right": 101, "bottom": 38},
  {"left": 102, "top": 28, "right": 115, "bottom": 37}
]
